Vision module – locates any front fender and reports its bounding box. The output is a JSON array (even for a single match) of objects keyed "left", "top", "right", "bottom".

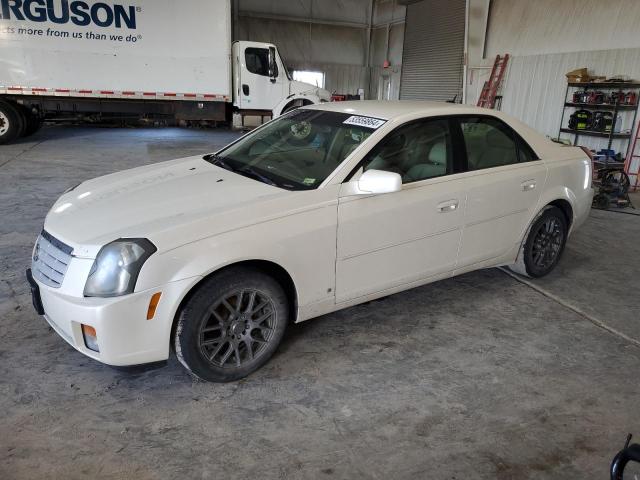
[{"left": 135, "top": 192, "right": 339, "bottom": 319}]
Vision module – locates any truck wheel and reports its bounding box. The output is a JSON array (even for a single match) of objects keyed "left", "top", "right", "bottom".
[
  {"left": 509, "top": 206, "right": 568, "bottom": 278},
  {"left": 0, "top": 100, "right": 24, "bottom": 144},
  {"left": 174, "top": 267, "right": 289, "bottom": 382},
  {"left": 18, "top": 104, "right": 42, "bottom": 137}
]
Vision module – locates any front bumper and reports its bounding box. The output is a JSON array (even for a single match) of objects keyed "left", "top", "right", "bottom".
[{"left": 27, "top": 269, "right": 196, "bottom": 366}]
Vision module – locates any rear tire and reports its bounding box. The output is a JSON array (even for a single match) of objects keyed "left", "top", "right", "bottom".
[
  {"left": 0, "top": 100, "right": 23, "bottom": 144},
  {"left": 174, "top": 267, "right": 289, "bottom": 382},
  {"left": 509, "top": 206, "right": 568, "bottom": 278},
  {"left": 18, "top": 104, "right": 42, "bottom": 137}
]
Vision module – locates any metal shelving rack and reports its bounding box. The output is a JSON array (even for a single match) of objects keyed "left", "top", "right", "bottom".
[{"left": 558, "top": 82, "right": 640, "bottom": 164}]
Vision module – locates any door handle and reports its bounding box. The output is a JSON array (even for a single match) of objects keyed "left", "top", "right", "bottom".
[
  {"left": 521, "top": 180, "right": 536, "bottom": 191},
  {"left": 242, "top": 84, "right": 250, "bottom": 96},
  {"left": 437, "top": 200, "right": 459, "bottom": 213}
]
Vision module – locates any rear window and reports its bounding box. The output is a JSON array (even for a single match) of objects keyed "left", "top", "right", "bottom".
[{"left": 459, "top": 116, "right": 539, "bottom": 170}]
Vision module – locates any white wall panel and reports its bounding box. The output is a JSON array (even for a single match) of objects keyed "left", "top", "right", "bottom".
[
  {"left": 238, "top": 18, "right": 366, "bottom": 66},
  {"left": 492, "top": 49, "right": 640, "bottom": 157},
  {"left": 465, "top": 0, "right": 640, "bottom": 168},
  {"left": 485, "top": 0, "right": 640, "bottom": 57},
  {"left": 237, "top": 0, "right": 406, "bottom": 98},
  {"left": 373, "top": 0, "right": 406, "bottom": 25},
  {"left": 238, "top": 0, "right": 373, "bottom": 25}
]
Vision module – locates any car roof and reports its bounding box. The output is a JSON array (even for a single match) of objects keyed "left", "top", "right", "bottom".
[
  {"left": 303, "top": 100, "right": 494, "bottom": 121},
  {"left": 302, "top": 100, "right": 561, "bottom": 157}
]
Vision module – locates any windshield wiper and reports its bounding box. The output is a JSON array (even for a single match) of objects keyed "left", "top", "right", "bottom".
[
  {"left": 205, "top": 154, "right": 282, "bottom": 188},
  {"left": 237, "top": 166, "right": 280, "bottom": 188},
  {"left": 205, "top": 154, "right": 233, "bottom": 171}
]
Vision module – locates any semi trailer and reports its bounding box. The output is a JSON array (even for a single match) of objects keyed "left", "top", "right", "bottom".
[{"left": 0, "top": 0, "right": 330, "bottom": 144}]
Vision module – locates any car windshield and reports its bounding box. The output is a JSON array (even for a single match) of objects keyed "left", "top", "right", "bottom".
[{"left": 207, "top": 109, "right": 383, "bottom": 190}]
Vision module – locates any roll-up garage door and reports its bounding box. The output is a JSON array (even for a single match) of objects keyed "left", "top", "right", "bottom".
[{"left": 399, "top": 0, "right": 465, "bottom": 101}]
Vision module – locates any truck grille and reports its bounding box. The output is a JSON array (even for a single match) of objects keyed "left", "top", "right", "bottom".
[{"left": 31, "top": 230, "right": 73, "bottom": 288}]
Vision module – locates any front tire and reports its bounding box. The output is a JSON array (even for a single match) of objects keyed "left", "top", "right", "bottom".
[
  {"left": 174, "top": 267, "right": 289, "bottom": 382},
  {"left": 510, "top": 206, "right": 568, "bottom": 278}
]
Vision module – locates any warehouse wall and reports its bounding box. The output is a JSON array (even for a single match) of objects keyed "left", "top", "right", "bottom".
[
  {"left": 484, "top": 0, "right": 640, "bottom": 57},
  {"left": 368, "top": 0, "right": 406, "bottom": 100},
  {"left": 466, "top": 0, "right": 640, "bottom": 159},
  {"left": 235, "top": 0, "right": 405, "bottom": 99},
  {"left": 235, "top": 0, "right": 372, "bottom": 96}
]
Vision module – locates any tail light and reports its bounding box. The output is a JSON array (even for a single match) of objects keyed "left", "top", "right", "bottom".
[{"left": 579, "top": 146, "right": 594, "bottom": 162}]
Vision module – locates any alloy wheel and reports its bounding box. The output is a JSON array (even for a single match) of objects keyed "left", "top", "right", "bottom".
[
  {"left": 531, "top": 217, "right": 563, "bottom": 270},
  {"left": 197, "top": 289, "right": 276, "bottom": 368}
]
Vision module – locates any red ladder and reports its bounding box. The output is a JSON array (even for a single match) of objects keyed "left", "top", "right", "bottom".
[
  {"left": 624, "top": 120, "right": 640, "bottom": 191},
  {"left": 477, "top": 54, "right": 510, "bottom": 109}
]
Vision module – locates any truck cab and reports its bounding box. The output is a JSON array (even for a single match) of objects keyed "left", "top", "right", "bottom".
[{"left": 232, "top": 41, "right": 330, "bottom": 117}]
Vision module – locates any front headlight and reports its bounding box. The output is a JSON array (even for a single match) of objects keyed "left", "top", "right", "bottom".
[{"left": 84, "top": 239, "right": 157, "bottom": 297}]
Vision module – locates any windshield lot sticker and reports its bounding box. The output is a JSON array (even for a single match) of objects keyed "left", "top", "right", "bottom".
[
  {"left": 343, "top": 116, "right": 386, "bottom": 129},
  {"left": 303, "top": 178, "right": 316, "bottom": 185}
]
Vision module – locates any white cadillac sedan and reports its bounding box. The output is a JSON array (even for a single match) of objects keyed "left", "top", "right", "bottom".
[{"left": 27, "top": 101, "right": 593, "bottom": 382}]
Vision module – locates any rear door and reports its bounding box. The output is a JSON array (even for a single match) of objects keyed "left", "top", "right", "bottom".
[{"left": 455, "top": 116, "right": 547, "bottom": 268}]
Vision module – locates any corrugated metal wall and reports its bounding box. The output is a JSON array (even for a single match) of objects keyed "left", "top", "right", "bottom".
[
  {"left": 485, "top": 0, "right": 640, "bottom": 57},
  {"left": 236, "top": 0, "right": 406, "bottom": 98},
  {"left": 368, "top": 0, "right": 405, "bottom": 100},
  {"left": 496, "top": 49, "right": 640, "bottom": 182},
  {"left": 236, "top": 0, "right": 372, "bottom": 96},
  {"left": 400, "top": 0, "right": 465, "bottom": 101},
  {"left": 467, "top": 0, "right": 640, "bottom": 175},
  {"left": 500, "top": 50, "right": 640, "bottom": 139}
]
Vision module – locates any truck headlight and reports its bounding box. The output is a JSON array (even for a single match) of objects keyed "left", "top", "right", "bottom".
[{"left": 84, "top": 239, "right": 156, "bottom": 297}]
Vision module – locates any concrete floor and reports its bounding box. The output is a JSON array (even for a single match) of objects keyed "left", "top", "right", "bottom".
[{"left": 1, "top": 125, "right": 639, "bottom": 479}]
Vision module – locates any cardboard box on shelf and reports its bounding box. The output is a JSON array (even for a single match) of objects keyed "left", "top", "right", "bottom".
[{"left": 566, "top": 68, "right": 591, "bottom": 83}]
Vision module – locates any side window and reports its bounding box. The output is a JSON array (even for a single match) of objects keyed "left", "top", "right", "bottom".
[
  {"left": 516, "top": 136, "right": 539, "bottom": 162},
  {"left": 460, "top": 117, "right": 519, "bottom": 170},
  {"left": 245, "top": 48, "right": 269, "bottom": 76},
  {"left": 361, "top": 119, "right": 453, "bottom": 184}
]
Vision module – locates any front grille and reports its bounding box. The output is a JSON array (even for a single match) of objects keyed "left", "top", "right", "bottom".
[{"left": 31, "top": 230, "right": 73, "bottom": 288}]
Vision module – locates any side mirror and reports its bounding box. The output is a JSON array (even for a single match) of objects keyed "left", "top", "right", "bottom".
[
  {"left": 268, "top": 46, "right": 278, "bottom": 82},
  {"left": 356, "top": 169, "right": 402, "bottom": 195}
]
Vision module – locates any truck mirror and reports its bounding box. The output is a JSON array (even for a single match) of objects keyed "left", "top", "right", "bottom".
[{"left": 268, "top": 47, "right": 278, "bottom": 82}]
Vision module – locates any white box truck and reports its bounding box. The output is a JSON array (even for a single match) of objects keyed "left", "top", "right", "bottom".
[{"left": 0, "top": 0, "right": 330, "bottom": 144}]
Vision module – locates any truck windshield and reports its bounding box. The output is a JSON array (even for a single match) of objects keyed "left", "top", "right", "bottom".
[{"left": 208, "top": 110, "right": 382, "bottom": 190}]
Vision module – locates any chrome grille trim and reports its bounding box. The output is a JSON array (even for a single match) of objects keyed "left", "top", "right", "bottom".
[{"left": 31, "top": 230, "right": 73, "bottom": 288}]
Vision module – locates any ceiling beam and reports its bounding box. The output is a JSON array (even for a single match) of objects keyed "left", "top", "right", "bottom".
[
  {"left": 238, "top": 10, "right": 404, "bottom": 29},
  {"left": 238, "top": 10, "right": 370, "bottom": 29}
]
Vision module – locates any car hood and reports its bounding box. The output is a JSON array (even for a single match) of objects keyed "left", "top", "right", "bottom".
[
  {"left": 44, "top": 156, "right": 287, "bottom": 257},
  {"left": 290, "top": 80, "right": 331, "bottom": 102}
]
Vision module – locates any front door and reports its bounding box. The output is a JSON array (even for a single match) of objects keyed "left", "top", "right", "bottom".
[
  {"left": 335, "top": 117, "right": 467, "bottom": 303},
  {"left": 238, "top": 42, "right": 286, "bottom": 111}
]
